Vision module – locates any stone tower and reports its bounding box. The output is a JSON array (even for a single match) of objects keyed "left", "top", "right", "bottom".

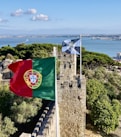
[
  {"left": 59, "top": 53, "right": 77, "bottom": 80},
  {"left": 57, "top": 52, "right": 86, "bottom": 137}
]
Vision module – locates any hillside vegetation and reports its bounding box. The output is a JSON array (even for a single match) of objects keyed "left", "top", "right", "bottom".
[
  {"left": 82, "top": 47, "right": 121, "bottom": 136},
  {"left": 0, "top": 43, "right": 61, "bottom": 60},
  {"left": 0, "top": 85, "right": 42, "bottom": 137}
]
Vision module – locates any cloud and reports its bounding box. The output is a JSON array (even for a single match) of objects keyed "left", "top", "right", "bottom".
[
  {"left": 0, "top": 18, "right": 8, "bottom": 23},
  {"left": 10, "top": 9, "right": 49, "bottom": 22},
  {"left": 11, "top": 9, "right": 24, "bottom": 16},
  {"left": 32, "top": 14, "right": 49, "bottom": 21},
  {"left": 24, "top": 9, "right": 37, "bottom": 14},
  {"left": 11, "top": 8, "right": 37, "bottom": 17}
]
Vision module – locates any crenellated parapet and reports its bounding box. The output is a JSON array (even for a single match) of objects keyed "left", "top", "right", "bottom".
[{"left": 31, "top": 101, "right": 56, "bottom": 137}]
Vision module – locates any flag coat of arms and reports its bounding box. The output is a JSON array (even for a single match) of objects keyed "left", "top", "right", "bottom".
[
  {"left": 62, "top": 38, "right": 80, "bottom": 54},
  {"left": 8, "top": 57, "right": 55, "bottom": 101}
]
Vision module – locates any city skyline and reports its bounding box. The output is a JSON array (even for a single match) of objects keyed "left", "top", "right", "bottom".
[{"left": 0, "top": 0, "right": 121, "bottom": 35}]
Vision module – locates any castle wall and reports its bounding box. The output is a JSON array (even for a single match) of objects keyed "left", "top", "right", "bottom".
[
  {"left": 58, "top": 76, "right": 86, "bottom": 137},
  {"left": 57, "top": 53, "right": 86, "bottom": 137}
]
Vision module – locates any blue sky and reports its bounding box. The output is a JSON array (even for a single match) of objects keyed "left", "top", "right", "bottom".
[{"left": 0, "top": 0, "right": 121, "bottom": 35}]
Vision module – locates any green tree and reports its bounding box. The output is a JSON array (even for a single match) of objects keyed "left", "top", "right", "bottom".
[
  {"left": 104, "top": 82, "right": 117, "bottom": 100},
  {"left": 0, "top": 46, "right": 17, "bottom": 56},
  {"left": 0, "top": 88, "right": 14, "bottom": 116},
  {"left": 91, "top": 98, "right": 121, "bottom": 134},
  {"left": 10, "top": 98, "right": 42, "bottom": 123},
  {"left": 0, "top": 114, "right": 17, "bottom": 137},
  {"left": 82, "top": 48, "right": 118, "bottom": 69},
  {"left": 86, "top": 79, "right": 107, "bottom": 109}
]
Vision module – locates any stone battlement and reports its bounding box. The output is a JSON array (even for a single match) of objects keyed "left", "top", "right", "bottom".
[{"left": 31, "top": 101, "right": 56, "bottom": 137}]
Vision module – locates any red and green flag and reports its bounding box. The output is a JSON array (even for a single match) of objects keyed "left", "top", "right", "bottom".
[{"left": 8, "top": 57, "right": 55, "bottom": 101}]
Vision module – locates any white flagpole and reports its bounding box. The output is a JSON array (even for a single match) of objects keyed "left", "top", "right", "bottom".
[
  {"left": 80, "top": 35, "right": 82, "bottom": 80},
  {"left": 53, "top": 47, "right": 60, "bottom": 137}
]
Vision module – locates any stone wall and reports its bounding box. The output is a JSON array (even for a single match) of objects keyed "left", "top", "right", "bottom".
[
  {"left": 58, "top": 76, "right": 86, "bottom": 137},
  {"left": 57, "top": 52, "right": 86, "bottom": 137},
  {"left": 31, "top": 101, "right": 56, "bottom": 137}
]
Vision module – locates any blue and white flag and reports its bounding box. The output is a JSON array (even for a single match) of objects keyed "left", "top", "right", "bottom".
[{"left": 62, "top": 38, "right": 81, "bottom": 55}]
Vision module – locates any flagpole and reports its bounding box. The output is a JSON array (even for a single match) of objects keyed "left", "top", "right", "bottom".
[
  {"left": 53, "top": 47, "right": 60, "bottom": 137},
  {"left": 80, "top": 35, "right": 82, "bottom": 80}
]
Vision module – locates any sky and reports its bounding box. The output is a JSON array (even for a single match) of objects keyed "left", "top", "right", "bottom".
[{"left": 0, "top": 0, "right": 121, "bottom": 35}]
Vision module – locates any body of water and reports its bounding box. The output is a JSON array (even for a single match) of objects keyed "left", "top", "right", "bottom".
[
  {"left": 0, "top": 36, "right": 121, "bottom": 58},
  {"left": 82, "top": 37, "right": 121, "bottom": 58}
]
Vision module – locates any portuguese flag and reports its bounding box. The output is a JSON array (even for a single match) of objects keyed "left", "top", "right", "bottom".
[{"left": 8, "top": 57, "right": 55, "bottom": 101}]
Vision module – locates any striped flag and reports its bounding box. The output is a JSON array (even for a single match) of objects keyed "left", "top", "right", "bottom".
[{"left": 62, "top": 38, "right": 80, "bottom": 55}]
